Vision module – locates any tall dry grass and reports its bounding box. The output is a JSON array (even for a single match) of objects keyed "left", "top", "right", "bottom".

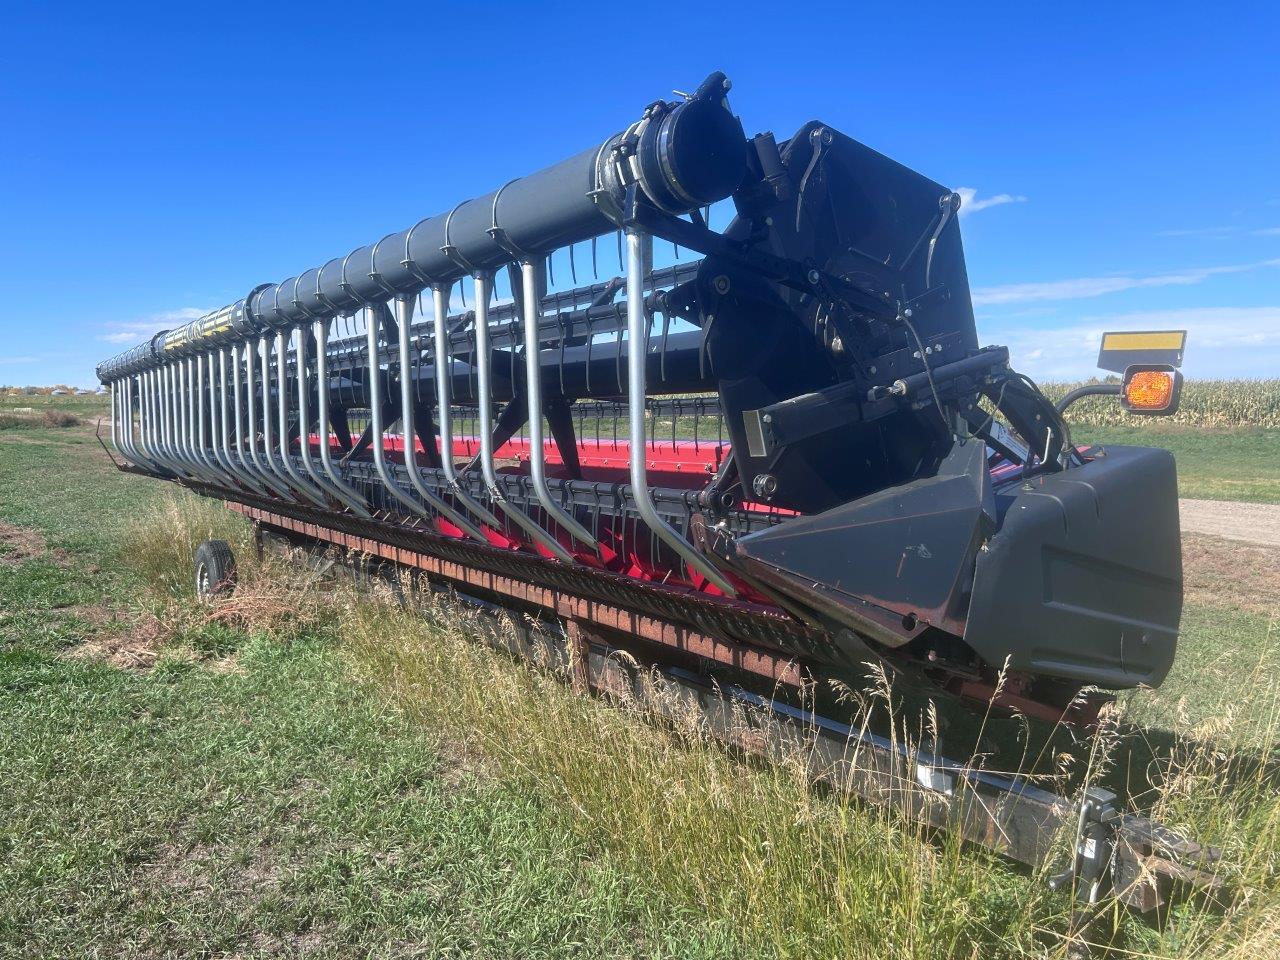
[
  {"left": 119, "top": 493, "right": 1280, "bottom": 958},
  {"left": 337, "top": 589, "right": 1280, "bottom": 958}
]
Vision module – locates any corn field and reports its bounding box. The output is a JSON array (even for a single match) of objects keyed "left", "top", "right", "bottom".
[{"left": 1043, "top": 379, "right": 1280, "bottom": 428}]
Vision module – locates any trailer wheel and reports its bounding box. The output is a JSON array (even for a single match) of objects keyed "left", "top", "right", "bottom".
[{"left": 194, "top": 540, "right": 237, "bottom": 598}]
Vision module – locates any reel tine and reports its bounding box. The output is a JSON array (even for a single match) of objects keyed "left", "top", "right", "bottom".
[{"left": 557, "top": 312, "right": 567, "bottom": 396}]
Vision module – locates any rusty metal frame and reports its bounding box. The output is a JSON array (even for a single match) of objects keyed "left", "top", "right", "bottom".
[{"left": 227, "top": 500, "right": 802, "bottom": 687}]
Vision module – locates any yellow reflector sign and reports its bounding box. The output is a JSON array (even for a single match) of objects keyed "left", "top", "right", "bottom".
[
  {"left": 1097, "top": 329, "right": 1186, "bottom": 373},
  {"left": 1101, "top": 331, "right": 1187, "bottom": 351}
]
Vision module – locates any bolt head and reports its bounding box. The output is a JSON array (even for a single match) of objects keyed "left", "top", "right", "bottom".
[{"left": 807, "top": 269, "right": 820, "bottom": 284}]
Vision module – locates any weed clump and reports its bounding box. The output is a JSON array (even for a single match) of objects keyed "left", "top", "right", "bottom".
[{"left": 41, "top": 410, "right": 80, "bottom": 428}]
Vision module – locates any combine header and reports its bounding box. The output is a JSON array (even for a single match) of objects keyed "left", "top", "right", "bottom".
[{"left": 98, "top": 74, "right": 1212, "bottom": 924}]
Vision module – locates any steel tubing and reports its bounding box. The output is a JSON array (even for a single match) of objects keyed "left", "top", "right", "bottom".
[{"left": 625, "top": 229, "right": 736, "bottom": 595}]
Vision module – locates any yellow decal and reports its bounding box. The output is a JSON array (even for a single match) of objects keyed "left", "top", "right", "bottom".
[{"left": 1101, "top": 331, "right": 1186, "bottom": 351}]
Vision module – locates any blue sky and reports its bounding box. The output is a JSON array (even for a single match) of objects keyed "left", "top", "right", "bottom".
[{"left": 2, "top": 1, "right": 1277, "bottom": 387}]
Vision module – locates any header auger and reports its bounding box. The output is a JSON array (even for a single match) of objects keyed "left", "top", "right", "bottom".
[{"left": 98, "top": 71, "right": 1185, "bottom": 727}]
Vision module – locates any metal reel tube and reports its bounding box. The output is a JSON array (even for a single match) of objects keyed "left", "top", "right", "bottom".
[
  {"left": 110, "top": 380, "right": 130, "bottom": 464},
  {"left": 201, "top": 353, "right": 239, "bottom": 487},
  {"left": 149, "top": 369, "right": 174, "bottom": 471},
  {"left": 363, "top": 304, "right": 447, "bottom": 524},
  {"left": 178, "top": 361, "right": 203, "bottom": 480},
  {"left": 258, "top": 336, "right": 316, "bottom": 505},
  {"left": 159, "top": 366, "right": 184, "bottom": 476},
  {"left": 392, "top": 297, "right": 488, "bottom": 541},
  {"left": 206, "top": 352, "right": 240, "bottom": 487},
  {"left": 296, "top": 322, "right": 369, "bottom": 516},
  {"left": 243, "top": 341, "right": 293, "bottom": 499},
  {"left": 169, "top": 363, "right": 194, "bottom": 478},
  {"left": 273, "top": 330, "right": 330, "bottom": 507},
  {"left": 173, "top": 361, "right": 190, "bottom": 474},
  {"left": 429, "top": 284, "right": 504, "bottom": 531},
  {"left": 520, "top": 259, "right": 599, "bottom": 553},
  {"left": 311, "top": 317, "right": 372, "bottom": 518},
  {"left": 109, "top": 381, "right": 127, "bottom": 463},
  {"left": 146, "top": 370, "right": 169, "bottom": 470},
  {"left": 472, "top": 272, "right": 576, "bottom": 563},
  {"left": 189, "top": 357, "right": 217, "bottom": 482},
  {"left": 121, "top": 376, "right": 143, "bottom": 465},
  {"left": 187, "top": 358, "right": 208, "bottom": 480},
  {"left": 209, "top": 351, "right": 238, "bottom": 483},
  {"left": 125, "top": 375, "right": 159, "bottom": 472},
  {"left": 625, "top": 228, "right": 736, "bottom": 595},
  {"left": 230, "top": 346, "right": 253, "bottom": 481},
  {"left": 220, "top": 347, "right": 267, "bottom": 495}
]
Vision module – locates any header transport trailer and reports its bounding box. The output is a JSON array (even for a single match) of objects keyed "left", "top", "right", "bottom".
[{"left": 97, "top": 74, "right": 1212, "bottom": 926}]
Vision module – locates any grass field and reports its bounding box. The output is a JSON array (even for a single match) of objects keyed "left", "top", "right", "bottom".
[
  {"left": 1074, "top": 423, "right": 1280, "bottom": 503},
  {"left": 1, "top": 410, "right": 1278, "bottom": 957}
]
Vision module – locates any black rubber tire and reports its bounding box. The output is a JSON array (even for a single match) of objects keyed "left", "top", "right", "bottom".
[{"left": 194, "top": 539, "right": 237, "bottom": 598}]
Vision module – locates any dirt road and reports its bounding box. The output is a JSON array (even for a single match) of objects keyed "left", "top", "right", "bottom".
[{"left": 1181, "top": 499, "right": 1280, "bottom": 547}]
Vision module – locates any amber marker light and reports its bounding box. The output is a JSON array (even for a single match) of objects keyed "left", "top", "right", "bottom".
[{"left": 1121, "top": 365, "right": 1182, "bottom": 415}]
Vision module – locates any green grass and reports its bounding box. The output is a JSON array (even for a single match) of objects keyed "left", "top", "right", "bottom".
[
  {"left": 0, "top": 436, "right": 742, "bottom": 958},
  {"left": 1075, "top": 423, "right": 1280, "bottom": 503},
  {"left": 1, "top": 422, "right": 1278, "bottom": 958}
]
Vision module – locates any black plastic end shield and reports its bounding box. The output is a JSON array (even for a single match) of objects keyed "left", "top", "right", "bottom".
[
  {"left": 965, "top": 445, "right": 1182, "bottom": 689},
  {"left": 726, "top": 441, "right": 995, "bottom": 650}
]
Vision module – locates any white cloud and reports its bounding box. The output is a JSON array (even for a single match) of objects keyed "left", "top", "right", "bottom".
[
  {"left": 99, "top": 307, "right": 209, "bottom": 344},
  {"left": 972, "top": 258, "right": 1280, "bottom": 307},
  {"left": 1155, "top": 226, "right": 1236, "bottom": 238},
  {"left": 956, "top": 187, "right": 1028, "bottom": 217},
  {"left": 979, "top": 306, "right": 1280, "bottom": 380},
  {"left": 1156, "top": 225, "right": 1280, "bottom": 238}
]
